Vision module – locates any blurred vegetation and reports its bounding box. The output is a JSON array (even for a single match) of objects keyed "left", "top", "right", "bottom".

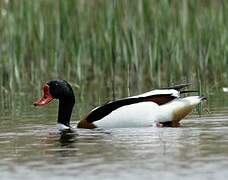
[{"left": 0, "top": 0, "right": 227, "bottom": 99}]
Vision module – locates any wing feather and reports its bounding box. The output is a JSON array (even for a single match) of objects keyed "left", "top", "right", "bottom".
[{"left": 85, "top": 92, "right": 178, "bottom": 123}]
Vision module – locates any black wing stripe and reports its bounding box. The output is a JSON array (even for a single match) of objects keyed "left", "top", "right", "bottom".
[{"left": 86, "top": 94, "right": 176, "bottom": 123}]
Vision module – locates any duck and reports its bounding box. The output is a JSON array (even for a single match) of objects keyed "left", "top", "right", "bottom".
[{"left": 34, "top": 79, "right": 205, "bottom": 131}]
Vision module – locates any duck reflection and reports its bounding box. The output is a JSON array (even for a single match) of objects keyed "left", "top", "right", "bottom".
[
  {"left": 42, "top": 128, "right": 114, "bottom": 162},
  {"left": 59, "top": 129, "right": 77, "bottom": 146}
]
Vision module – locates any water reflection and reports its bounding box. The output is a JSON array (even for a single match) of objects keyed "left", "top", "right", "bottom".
[
  {"left": 0, "top": 93, "right": 228, "bottom": 180},
  {"left": 59, "top": 130, "right": 77, "bottom": 145}
]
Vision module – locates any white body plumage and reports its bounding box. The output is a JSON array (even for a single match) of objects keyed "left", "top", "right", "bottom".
[{"left": 93, "top": 89, "right": 203, "bottom": 128}]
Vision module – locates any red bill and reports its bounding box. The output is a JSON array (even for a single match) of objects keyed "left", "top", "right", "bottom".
[{"left": 34, "top": 84, "right": 54, "bottom": 106}]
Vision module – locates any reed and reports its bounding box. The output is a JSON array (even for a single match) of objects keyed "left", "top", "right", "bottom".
[{"left": 0, "top": 0, "right": 227, "bottom": 99}]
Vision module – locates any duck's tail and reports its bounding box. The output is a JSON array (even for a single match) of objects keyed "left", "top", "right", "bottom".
[
  {"left": 160, "top": 96, "right": 206, "bottom": 127},
  {"left": 164, "top": 83, "right": 192, "bottom": 91}
]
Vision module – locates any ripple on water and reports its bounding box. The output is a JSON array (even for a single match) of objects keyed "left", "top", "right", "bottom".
[{"left": 0, "top": 94, "right": 228, "bottom": 180}]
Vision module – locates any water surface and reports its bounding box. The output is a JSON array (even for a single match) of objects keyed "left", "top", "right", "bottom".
[{"left": 0, "top": 93, "right": 228, "bottom": 180}]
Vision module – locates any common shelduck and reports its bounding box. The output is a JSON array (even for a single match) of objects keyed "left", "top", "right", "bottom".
[{"left": 34, "top": 80, "right": 205, "bottom": 131}]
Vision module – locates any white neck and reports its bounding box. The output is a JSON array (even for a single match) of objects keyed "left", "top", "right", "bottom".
[{"left": 57, "top": 123, "right": 70, "bottom": 131}]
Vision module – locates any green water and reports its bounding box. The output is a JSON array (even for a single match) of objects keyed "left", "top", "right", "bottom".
[{"left": 0, "top": 92, "right": 228, "bottom": 180}]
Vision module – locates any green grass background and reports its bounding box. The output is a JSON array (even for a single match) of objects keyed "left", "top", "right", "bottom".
[{"left": 0, "top": 0, "right": 227, "bottom": 98}]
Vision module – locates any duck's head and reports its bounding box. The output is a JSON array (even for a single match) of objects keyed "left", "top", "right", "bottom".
[{"left": 34, "top": 80, "right": 75, "bottom": 130}]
